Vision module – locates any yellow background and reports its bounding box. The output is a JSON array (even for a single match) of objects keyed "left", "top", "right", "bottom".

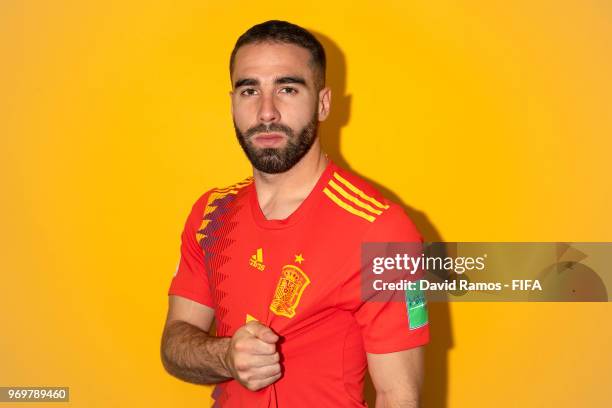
[{"left": 2, "top": 1, "right": 611, "bottom": 406}]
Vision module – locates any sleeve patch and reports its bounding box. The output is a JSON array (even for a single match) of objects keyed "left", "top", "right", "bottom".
[{"left": 405, "top": 284, "right": 429, "bottom": 330}]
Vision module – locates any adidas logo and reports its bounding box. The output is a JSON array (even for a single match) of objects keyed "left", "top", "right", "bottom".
[{"left": 249, "top": 248, "right": 266, "bottom": 271}]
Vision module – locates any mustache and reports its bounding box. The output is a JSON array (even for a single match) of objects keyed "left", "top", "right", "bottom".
[{"left": 245, "top": 123, "right": 294, "bottom": 139}]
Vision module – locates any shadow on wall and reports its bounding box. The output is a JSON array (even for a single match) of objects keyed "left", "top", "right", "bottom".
[{"left": 313, "top": 30, "right": 454, "bottom": 408}]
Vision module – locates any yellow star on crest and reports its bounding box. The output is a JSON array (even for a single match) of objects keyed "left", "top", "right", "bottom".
[{"left": 294, "top": 254, "right": 305, "bottom": 264}]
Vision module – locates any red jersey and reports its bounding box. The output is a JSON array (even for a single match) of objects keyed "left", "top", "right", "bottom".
[{"left": 168, "top": 159, "right": 429, "bottom": 407}]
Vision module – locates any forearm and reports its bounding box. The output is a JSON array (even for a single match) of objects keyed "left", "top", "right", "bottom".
[
  {"left": 375, "top": 391, "right": 419, "bottom": 408},
  {"left": 161, "top": 320, "right": 232, "bottom": 385}
]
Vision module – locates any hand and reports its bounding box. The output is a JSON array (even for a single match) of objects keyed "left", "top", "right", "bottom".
[{"left": 224, "top": 321, "right": 281, "bottom": 391}]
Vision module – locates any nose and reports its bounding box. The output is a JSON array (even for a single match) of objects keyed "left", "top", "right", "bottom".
[{"left": 258, "top": 93, "right": 280, "bottom": 123}]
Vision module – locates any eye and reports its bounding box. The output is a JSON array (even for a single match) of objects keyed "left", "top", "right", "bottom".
[
  {"left": 279, "top": 87, "right": 298, "bottom": 95},
  {"left": 240, "top": 88, "right": 258, "bottom": 96}
]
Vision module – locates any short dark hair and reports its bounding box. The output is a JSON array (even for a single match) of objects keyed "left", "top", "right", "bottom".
[{"left": 229, "top": 20, "right": 326, "bottom": 89}]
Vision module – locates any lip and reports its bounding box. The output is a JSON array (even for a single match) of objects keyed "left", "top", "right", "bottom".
[{"left": 252, "top": 133, "right": 286, "bottom": 147}]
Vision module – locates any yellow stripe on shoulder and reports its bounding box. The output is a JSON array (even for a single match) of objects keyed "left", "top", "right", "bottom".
[
  {"left": 214, "top": 177, "right": 254, "bottom": 193},
  {"left": 328, "top": 179, "right": 383, "bottom": 215},
  {"left": 323, "top": 187, "right": 376, "bottom": 222},
  {"left": 208, "top": 177, "right": 254, "bottom": 198},
  {"left": 332, "top": 172, "right": 390, "bottom": 210}
]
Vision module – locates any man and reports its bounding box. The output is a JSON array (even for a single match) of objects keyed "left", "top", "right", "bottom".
[{"left": 161, "top": 20, "right": 429, "bottom": 407}]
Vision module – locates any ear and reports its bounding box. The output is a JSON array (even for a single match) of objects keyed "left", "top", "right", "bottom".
[
  {"left": 317, "top": 87, "right": 332, "bottom": 121},
  {"left": 229, "top": 89, "right": 234, "bottom": 116}
]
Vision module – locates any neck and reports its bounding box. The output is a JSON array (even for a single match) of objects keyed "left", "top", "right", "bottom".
[{"left": 252, "top": 139, "right": 328, "bottom": 220}]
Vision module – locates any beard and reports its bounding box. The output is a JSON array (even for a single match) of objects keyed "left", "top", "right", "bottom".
[{"left": 233, "top": 113, "right": 318, "bottom": 174}]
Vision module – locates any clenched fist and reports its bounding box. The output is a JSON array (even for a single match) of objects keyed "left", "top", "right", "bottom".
[{"left": 224, "top": 321, "right": 281, "bottom": 391}]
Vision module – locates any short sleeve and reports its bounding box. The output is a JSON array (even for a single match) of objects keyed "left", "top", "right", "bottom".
[
  {"left": 167, "top": 193, "right": 214, "bottom": 308},
  {"left": 338, "top": 204, "right": 430, "bottom": 354}
]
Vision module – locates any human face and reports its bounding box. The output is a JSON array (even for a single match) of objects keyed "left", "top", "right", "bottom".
[{"left": 230, "top": 42, "right": 329, "bottom": 173}]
